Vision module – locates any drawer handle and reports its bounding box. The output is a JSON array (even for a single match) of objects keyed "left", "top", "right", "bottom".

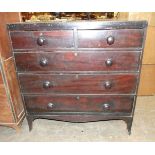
[
  {"left": 105, "top": 58, "right": 113, "bottom": 66},
  {"left": 47, "top": 102, "right": 54, "bottom": 109},
  {"left": 104, "top": 81, "right": 112, "bottom": 89},
  {"left": 37, "top": 36, "right": 46, "bottom": 46},
  {"left": 107, "top": 36, "right": 115, "bottom": 45},
  {"left": 76, "top": 96, "right": 80, "bottom": 100},
  {"left": 43, "top": 81, "right": 52, "bottom": 89},
  {"left": 103, "top": 103, "right": 111, "bottom": 110},
  {"left": 40, "top": 58, "right": 48, "bottom": 66}
]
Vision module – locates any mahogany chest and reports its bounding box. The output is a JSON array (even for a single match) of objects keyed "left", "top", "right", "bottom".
[{"left": 7, "top": 21, "right": 147, "bottom": 134}]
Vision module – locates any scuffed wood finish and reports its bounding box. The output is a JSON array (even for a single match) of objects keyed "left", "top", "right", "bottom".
[
  {"left": 10, "top": 31, "right": 74, "bottom": 49},
  {"left": 10, "top": 29, "right": 144, "bottom": 50},
  {"left": 19, "top": 74, "right": 138, "bottom": 94},
  {"left": 78, "top": 29, "right": 144, "bottom": 48},
  {"left": 27, "top": 114, "right": 133, "bottom": 133},
  {"left": 8, "top": 21, "right": 148, "bottom": 31},
  {"left": 27, "top": 114, "right": 132, "bottom": 123},
  {"left": 0, "top": 70, "right": 14, "bottom": 123},
  {"left": 3, "top": 58, "right": 24, "bottom": 118},
  {"left": 14, "top": 51, "right": 140, "bottom": 72},
  {"left": 24, "top": 95, "right": 134, "bottom": 113},
  {"left": 8, "top": 21, "right": 147, "bottom": 134}
]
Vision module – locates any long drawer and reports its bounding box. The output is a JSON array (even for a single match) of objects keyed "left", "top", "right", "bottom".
[
  {"left": 14, "top": 51, "right": 141, "bottom": 72},
  {"left": 18, "top": 74, "right": 138, "bottom": 94},
  {"left": 24, "top": 95, "right": 134, "bottom": 113}
]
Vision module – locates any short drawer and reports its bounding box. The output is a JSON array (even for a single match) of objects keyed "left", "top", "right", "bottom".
[
  {"left": 24, "top": 95, "right": 134, "bottom": 113},
  {"left": 14, "top": 51, "right": 141, "bottom": 72},
  {"left": 19, "top": 74, "right": 138, "bottom": 94},
  {"left": 78, "top": 29, "right": 144, "bottom": 48},
  {"left": 10, "top": 31, "right": 74, "bottom": 49}
]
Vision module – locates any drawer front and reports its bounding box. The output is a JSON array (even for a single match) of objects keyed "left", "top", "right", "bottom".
[
  {"left": 78, "top": 29, "right": 144, "bottom": 48},
  {"left": 19, "top": 74, "right": 138, "bottom": 94},
  {"left": 24, "top": 95, "right": 134, "bottom": 113},
  {"left": 10, "top": 31, "right": 74, "bottom": 49},
  {"left": 14, "top": 51, "right": 140, "bottom": 72}
]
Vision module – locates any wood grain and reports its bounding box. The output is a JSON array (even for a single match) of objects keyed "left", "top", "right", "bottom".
[
  {"left": 78, "top": 29, "right": 144, "bottom": 48},
  {"left": 24, "top": 95, "right": 134, "bottom": 113},
  {"left": 0, "top": 13, "right": 25, "bottom": 130},
  {"left": 3, "top": 58, "right": 24, "bottom": 119},
  {"left": 7, "top": 21, "right": 147, "bottom": 132},
  {"left": 10, "top": 31, "right": 74, "bottom": 49},
  {"left": 14, "top": 51, "right": 141, "bottom": 72},
  {"left": 18, "top": 74, "right": 138, "bottom": 94},
  {"left": 0, "top": 12, "right": 21, "bottom": 59}
]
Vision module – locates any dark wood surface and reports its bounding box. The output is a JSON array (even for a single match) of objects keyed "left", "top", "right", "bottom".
[
  {"left": 10, "top": 31, "right": 74, "bottom": 49},
  {"left": 18, "top": 73, "right": 138, "bottom": 94},
  {"left": 7, "top": 21, "right": 147, "bottom": 133},
  {"left": 10, "top": 29, "right": 144, "bottom": 50},
  {"left": 26, "top": 114, "right": 133, "bottom": 135},
  {"left": 14, "top": 51, "right": 141, "bottom": 72},
  {"left": 24, "top": 95, "right": 134, "bottom": 113},
  {"left": 7, "top": 21, "right": 148, "bottom": 31},
  {"left": 78, "top": 29, "right": 144, "bottom": 48}
]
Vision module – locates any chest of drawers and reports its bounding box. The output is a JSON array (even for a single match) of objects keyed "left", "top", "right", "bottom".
[{"left": 7, "top": 21, "right": 147, "bottom": 134}]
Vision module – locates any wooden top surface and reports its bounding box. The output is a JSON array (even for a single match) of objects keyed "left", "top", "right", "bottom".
[{"left": 7, "top": 20, "right": 148, "bottom": 31}]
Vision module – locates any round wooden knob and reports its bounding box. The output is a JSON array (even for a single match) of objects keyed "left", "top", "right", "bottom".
[
  {"left": 40, "top": 58, "right": 48, "bottom": 66},
  {"left": 43, "top": 81, "right": 51, "bottom": 89},
  {"left": 105, "top": 59, "right": 113, "bottom": 66},
  {"left": 104, "top": 81, "right": 112, "bottom": 89},
  {"left": 107, "top": 36, "right": 115, "bottom": 45},
  {"left": 37, "top": 36, "right": 46, "bottom": 46},
  {"left": 76, "top": 96, "right": 80, "bottom": 100},
  {"left": 47, "top": 103, "right": 54, "bottom": 109},
  {"left": 103, "top": 103, "right": 111, "bottom": 110}
]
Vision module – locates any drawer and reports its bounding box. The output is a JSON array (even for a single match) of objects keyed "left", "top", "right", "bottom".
[
  {"left": 24, "top": 95, "right": 134, "bottom": 113},
  {"left": 14, "top": 51, "right": 141, "bottom": 72},
  {"left": 10, "top": 31, "right": 74, "bottom": 49},
  {"left": 78, "top": 29, "right": 144, "bottom": 48},
  {"left": 19, "top": 74, "right": 138, "bottom": 94}
]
